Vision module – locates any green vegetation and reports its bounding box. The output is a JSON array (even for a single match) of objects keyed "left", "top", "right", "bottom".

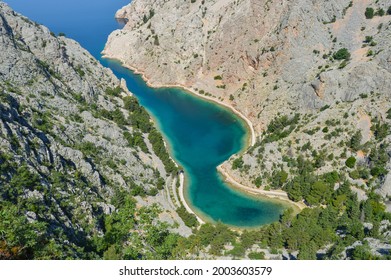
[
  {"left": 270, "top": 170, "right": 288, "bottom": 189},
  {"left": 77, "top": 141, "right": 100, "bottom": 158},
  {"left": 93, "top": 108, "right": 127, "bottom": 126},
  {"left": 36, "top": 59, "right": 61, "bottom": 80},
  {"left": 349, "top": 131, "right": 362, "bottom": 151},
  {"left": 345, "top": 157, "right": 356, "bottom": 168},
  {"left": 148, "top": 129, "right": 177, "bottom": 174},
  {"left": 105, "top": 86, "right": 122, "bottom": 97},
  {"left": 364, "top": 7, "right": 386, "bottom": 18},
  {"left": 263, "top": 114, "right": 300, "bottom": 143},
  {"left": 32, "top": 110, "right": 53, "bottom": 133},
  {"left": 333, "top": 48, "right": 351, "bottom": 60},
  {"left": 123, "top": 96, "right": 153, "bottom": 132},
  {"left": 365, "top": 7, "right": 374, "bottom": 19},
  {"left": 176, "top": 206, "right": 198, "bottom": 228},
  {"left": 375, "top": 8, "right": 385, "bottom": 17},
  {"left": 232, "top": 157, "right": 244, "bottom": 170},
  {"left": 214, "top": 75, "right": 222, "bottom": 80},
  {"left": 75, "top": 66, "right": 86, "bottom": 77},
  {"left": 123, "top": 131, "right": 148, "bottom": 153},
  {"left": 142, "top": 9, "right": 155, "bottom": 24}
]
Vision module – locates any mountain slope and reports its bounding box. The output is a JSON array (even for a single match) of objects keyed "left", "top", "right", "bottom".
[
  {"left": 103, "top": 0, "right": 391, "bottom": 259},
  {"left": 104, "top": 0, "right": 391, "bottom": 204},
  {"left": 0, "top": 2, "right": 189, "bottom": 259}
]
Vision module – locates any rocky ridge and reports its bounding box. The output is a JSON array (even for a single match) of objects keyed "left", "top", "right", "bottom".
[{"left": 0, "top": 2, "right": 190, "bottom": 259}]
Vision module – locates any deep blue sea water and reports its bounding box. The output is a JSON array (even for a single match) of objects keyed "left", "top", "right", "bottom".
[{"left": 4, "top": 0, "right": 285, "bottom": 227}]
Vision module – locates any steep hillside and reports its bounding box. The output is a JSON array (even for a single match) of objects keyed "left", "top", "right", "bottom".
[
  {"left": 0, "top": 2, "right": 191, "bottom": 259},
  {"left": 104, "top": 0, "right": 391, "bottom": 204},
  {"left": 103, "top": 0, "right": 391, "bottom": 259}
]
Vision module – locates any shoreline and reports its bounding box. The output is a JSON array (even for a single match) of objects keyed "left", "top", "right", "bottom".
[
  {"left": 217, "top": 165, "right": 306, "bottom": 211},
  {"left": 101, "top": 51, "right": 304, "bottom": 225},
  {"left": 178, "top": 173, "right": 205, "bottom": 224},
  {"left": 101, "top": 53, "right": 256, "bottom": 148}
]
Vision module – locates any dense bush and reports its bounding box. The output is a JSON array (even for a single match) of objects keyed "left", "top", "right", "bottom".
[
  {"left": 333, "top": 48, "right": 351, "bottom": 60},
  {"left": 365, "top": 7, "right": 374, "bottom": 19},
  {"left": 123, "top": 131, "right": 148, "bottom": 153},
  {"left": 105, "top": 86, "right": 122, "bottom": 97},
  {"left": 123, "top": 96, "right": 153, "bottom": 133},
  {"left": 349, "top": 131, "right": 362, "bottom": 151},
  {"left": 263, "top": 114, "right": 300, "bottom": 143},
  {"left": 77, "top": 141, "right": 100, "bottom": 158},
  {"left": 345, "top": 157, "right": 356, "bottom": 168},
  {"left": 177, "top": 206, "right": 198, "bottom": 228},
  {"left": 270, "top": 170, "right": 288, "bottom": 189},
  {"left": 232, "top": 157, "right": 244, "bottom": 170},
  {"left": 148, "top": 129, "right": 177, "bottom": 174}
]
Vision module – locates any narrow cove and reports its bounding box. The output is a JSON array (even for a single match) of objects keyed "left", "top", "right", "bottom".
[{"left": 5, "top": 0, "right": 286, "bottom": 227}]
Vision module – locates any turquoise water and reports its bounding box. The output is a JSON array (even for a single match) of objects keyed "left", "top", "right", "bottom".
[{"left": 5, "top": 0, "right": 285, "bottom": 226}]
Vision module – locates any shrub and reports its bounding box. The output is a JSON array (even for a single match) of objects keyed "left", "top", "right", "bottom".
[
  {"left": 105, "top": 86, "right": 122, "bottom": 97},
  {"left": 376, "top": 8, "right": 385, "bottom": 16},
  {"left": 345, "top": 157, "right": 356, "bottom": 168},
  {"left": 349, "top": 131, "right": 362, "bottom": 151},
  {"left": 320, "top": 105, "right": 330, "bottom": 111},
  {"left": 111, "top": 108, "right": 127, "bottom": 126},
  {"left": 177, "top": 206, "right": 198, "bottom": 228},
  {"left": 232, "top": 157, "right": 244, "bottom": 170},
  {"left": 77, "top": 142, "right": 100, "bottom": 158},
  {"left": 271, "top": 170, "right": 288, "bottom": 189},
  {"left": 370, "top": 166, "right": 387, "bottom": 177},
  {"left": 153, "top": 35, "right": 159, "bottom": 46},
  {"left": 248, "top": 251, "right": 265, "bottom": 260},
  {"left": 148, "top": 129, "right": 177, "bottom": 174},
  {"left": 364, "top": 36, "right": 373, "bottom": 43},
  {"left": 75, "top": 66, "right": 85, "bottom": 77},
  {"left": 263, "top": 114, "right": 300, "bottom": 143},
  {"left": 365, "top": 7, "right": 374, "bottom": 19},
  {"left": 254, "top": 176, "right": 263, "bottom": 187},
  {"left": 214, "top": 75, "right": 222, "bottom": 80},
  {"left": 333, "top": 48, "right": 351, "bottom": 60},
  {"left": 388, "top": 6, "right": 391, "bottom": 15},
  {"left": 349, "top": 170, "right": 360, "bottom": 180}
]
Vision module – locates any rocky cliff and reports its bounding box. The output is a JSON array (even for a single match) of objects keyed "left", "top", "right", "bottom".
[
  {"left": 103, "top": 0, "right": 391, "bottom": 259},
  {"left": 2, "top": 0, "right": 391, "bottom": 260},
  {"left": 104, "top": 0, "right": 391, "bottom": 202},
  {"left": 0, "top": 2, "right": 190, "bottom": 259}
]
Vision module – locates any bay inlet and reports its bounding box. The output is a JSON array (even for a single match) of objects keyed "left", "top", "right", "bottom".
[{"left": 5, "top": 0, "right": 287, "bottom": 227}]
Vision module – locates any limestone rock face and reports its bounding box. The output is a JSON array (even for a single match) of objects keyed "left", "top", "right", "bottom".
[
  {"left": 0, "top": 2, "right": 188, "bottom": 257},
  {"left": 104, "top": 0, "right": 391, "bottom": 201},
  {"left": 104, "top": 0, "right": 390, "bottom": 117}
]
